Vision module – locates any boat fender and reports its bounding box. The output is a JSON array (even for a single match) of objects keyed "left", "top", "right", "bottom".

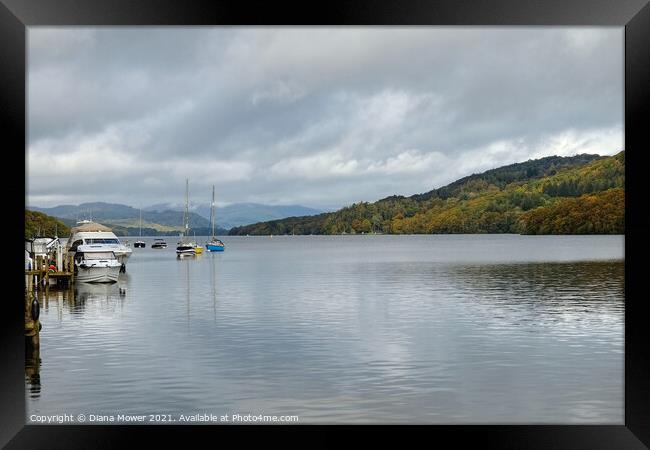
[{"left": 31, "top": 298, "right": 40, "bottom": 321}]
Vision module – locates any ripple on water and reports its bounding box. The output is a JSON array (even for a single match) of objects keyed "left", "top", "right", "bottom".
[{"left": 28, "top": 235, "right": 623, "bottom": 423}]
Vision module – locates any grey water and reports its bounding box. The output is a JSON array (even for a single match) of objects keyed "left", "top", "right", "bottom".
[{"left": 26, "top": 234, "right": 624, "bottom": 424}]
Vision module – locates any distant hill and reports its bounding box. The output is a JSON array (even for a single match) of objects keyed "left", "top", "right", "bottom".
[
  {"left": 30, "top": 202, "right": 215, "bottom": 237},
  {"left": 144, "top": 202, "right": 323, "bottom": 229},
  {"left": 229, "top": 152, "right": 624, "bottom": 235},
  {"left": 29, "top": 201, "right": 322, "bottom": 236}
]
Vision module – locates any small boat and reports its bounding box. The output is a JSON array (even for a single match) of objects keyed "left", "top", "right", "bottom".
[
  {"left": 176, "top": 243, "right": 196, "bottom": 258},
  {"left": 206, "top": 239, "right": 225, "bottom": 252},
  {"left": 190, "top": 231, "right": 203, "bottom": 254},
  {"left": 134, "top": 208, "right": 146, "bottom": 248},
  {"left": 206, "top": 185, "right": 225, "bottom": 252},
  {"left": 73, "top": 245, "right": 121, "bottom": 283},
  {"left": 176, "top": 179, "right": 196, "bottom": 258},
  {"left": 151, "top": 238, "right": 167, "bottom": 249}
]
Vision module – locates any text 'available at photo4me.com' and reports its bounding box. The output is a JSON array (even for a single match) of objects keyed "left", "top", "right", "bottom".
[{"left": 29, "top": 413, "right": 300, "bottom": 424}]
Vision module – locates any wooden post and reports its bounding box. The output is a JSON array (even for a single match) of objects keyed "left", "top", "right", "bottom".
[
  {"left": 56, "top": 243, "right": 63, "bottom": 273},
  {"left": 25, "top": 292, "right": 40, "bottom": 349},
  {"left": 35, "top": 257, "right": 40, "bottom": 291}
]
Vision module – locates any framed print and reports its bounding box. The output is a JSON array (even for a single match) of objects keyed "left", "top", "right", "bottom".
[{"left": 2, "top": 0, "right": 649, "bottom": 447}]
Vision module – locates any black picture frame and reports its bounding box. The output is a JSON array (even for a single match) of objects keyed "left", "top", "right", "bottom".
[{"left": 2, "top": 0, "right": 648, "bottom": 447}]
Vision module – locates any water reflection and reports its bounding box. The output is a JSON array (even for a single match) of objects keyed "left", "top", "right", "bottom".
[
  {"left": 25, "top": 339, "right": 41, "bottom": 399},
  {"left": 25, "top": 280, "right": 130, "bottom": 400},
  {"left": 445, "top": 261, "right": 624, "bottom": 329},
  {"left": 74, "top": 281, "right": 128, "bottom": 312},
  {"left": 27, "top": 236, "right": 624, "bottom": 423},
  {"left": 210, "top": 253, "right": 218, "bottom": 323}
]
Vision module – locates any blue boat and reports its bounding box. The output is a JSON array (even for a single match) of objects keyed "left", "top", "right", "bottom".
[
  {"left": 206, "top": 240, "right": 225, "bottom": 252},
  {"left": 205, "top": 185, "right": 226, "bottom": 252}
]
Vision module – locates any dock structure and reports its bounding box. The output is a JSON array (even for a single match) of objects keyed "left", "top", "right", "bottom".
[
  {"left": 26, "top": 253, "right": 75, "bottom": 290},
  {"left": 25, "top": 241, "right": 76, "bottom": 353},
  {"left": 24, "top": 290, "right": 40, "bottom": 347}
]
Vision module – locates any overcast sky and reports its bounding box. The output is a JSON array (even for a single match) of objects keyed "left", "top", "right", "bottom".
[{"left": 26, "top": 27, "right": 623, "bottom": 210}]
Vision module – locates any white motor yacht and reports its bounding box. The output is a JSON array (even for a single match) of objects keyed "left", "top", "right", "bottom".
[
  {"left": 66, "top": 220, "right": 132, "bottom": 272},
  {"left": 73, "top": 245, "right": 122, "bottom": 283},
  {"left": 151, "top": 238, "right": 168, "bottom": 249}
]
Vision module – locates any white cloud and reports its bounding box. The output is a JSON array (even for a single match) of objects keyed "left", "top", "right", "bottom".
[{"left": 269, "top": 150, "right": 359, "bottom": 180}]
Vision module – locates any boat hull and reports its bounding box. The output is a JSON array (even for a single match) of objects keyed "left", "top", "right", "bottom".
[
  {"left": 113, "top": 248, "right": 132, "bottom": 264},
  {"left": 76, "top": 266, "right": 120, "bottom": 283},
  {"left": 206, "top": 243, "right": 225, "bottom": 252},
  {"left": 134, "top": 242, "right": 146, "bottom": 248}
]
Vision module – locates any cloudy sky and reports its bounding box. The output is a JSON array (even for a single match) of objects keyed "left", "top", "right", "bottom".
[{"left": 27, "top": 27, "right": 623, "bottom": 210}]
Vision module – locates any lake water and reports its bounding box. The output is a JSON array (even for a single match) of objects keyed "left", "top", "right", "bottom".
[{"left": 26, "top": 234, "right": 624, "bottom": 424}]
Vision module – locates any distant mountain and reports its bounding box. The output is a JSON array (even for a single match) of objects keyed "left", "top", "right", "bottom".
[
  {"left": 229, "top": 152, "right": 624, "bottom": 235},
  {"left": 144, "top": 202, "right": 323, "bottom": 230},
  {"left": 29, "top": 201, "right": 323, "bottom": 236},
  {"left": 30, "top": 202, "right": 216, "bottom": 237}
]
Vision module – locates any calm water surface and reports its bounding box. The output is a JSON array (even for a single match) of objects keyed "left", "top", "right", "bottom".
[{"left": 26, "top": 235, "right": 624, "bottom": 424}]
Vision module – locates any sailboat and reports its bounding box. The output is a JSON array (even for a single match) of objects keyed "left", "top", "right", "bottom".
[
  {"left": 176, "top": 179, "right": 196, "bottom": 258},
  {"left": 134, "top": 208, "right": 146, "bottom": 248},
  {"left": 206, "top": 185, "right": 225, "bottom": 252}
]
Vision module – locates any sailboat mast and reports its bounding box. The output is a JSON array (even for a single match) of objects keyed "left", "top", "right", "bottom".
[
  {"left": 139, "top": 208, "right": 142, "bottom": 237},
  {"left": 211, "top": 185, "right": 215, "bottom": 239},
  {"left": 185, "top": 178, "right": 190, "bottom": 239}
]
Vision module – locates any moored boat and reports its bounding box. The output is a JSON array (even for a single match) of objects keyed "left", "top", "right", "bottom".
[
  {"left": 206, "top": 240, "right": 225, "bottom": 252},
  {"left": 134, "top": 208, "right": 146, "bottom": 248},
  {"left": 176, "top": 179, "right": 196, "bottom": 258},
  {"left": 205, "top": 185, "right": 225, "bottom": 252},
  {"left": 73, "top": 245, "right": 121, "bottom": 283},
  {"left": 176, "top": 243, "right": 196, "bottom": 257},
  {"left": 151, "top": 238, "right": 167, "bottom": 249},
  {"left": 66, "top": 220, "right": 132, "bottom": 272}
]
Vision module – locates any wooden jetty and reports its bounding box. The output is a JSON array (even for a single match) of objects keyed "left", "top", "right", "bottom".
[
  {"left": 25, "top": 246, "right": 75, "bottom": 352},
  {"left": 25, "top": 253, "right": 75, "bottom": 290}
]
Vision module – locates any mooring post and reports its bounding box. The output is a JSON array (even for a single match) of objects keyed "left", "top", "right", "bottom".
[
  {"left": 56, "top": 242, "right": 63, "bottom": 273},
  {"left": 34, "top": 256, "right": 40, "bottom": 291},
  {"left": 24, "top": 291, "right": 40, "bottom": 349}
]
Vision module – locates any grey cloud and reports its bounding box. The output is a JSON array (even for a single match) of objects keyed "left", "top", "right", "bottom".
[{"left": 27, "top": 27, "right": 623, "bottom": 209}]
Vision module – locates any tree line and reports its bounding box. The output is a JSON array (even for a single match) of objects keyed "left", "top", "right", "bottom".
[
  {"left": 25, "top": 210, "right": 71, "bottom": 240},
  {"left": 230, "top": 151, "right": 624, "bottom": 235}
]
